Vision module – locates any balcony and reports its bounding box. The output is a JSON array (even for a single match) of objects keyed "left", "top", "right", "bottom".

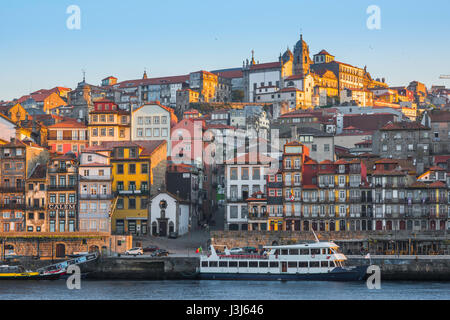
[
  {"left": 48, "top": 184, "right": 77, "bottom": 191},
  {"left": 79, "top": 194, "right": 114, "bottom": 200},
  {"left": 248, "top": 212, "right": 269, "bottom": 220},
  {"left": 0, "top": 203, "right": 26, "bottom": 210},
  {"left": 26, "top": 205, "right": 46, "bottom": 211},
  {"left": 115, "top": 189, "right": 149, "bottom": 196},
  {"left": 79, "top": 175, "right": 112, "bottom": 181},
  {"left": 0, "top": 186, "right": 25, "bottom": 193}
]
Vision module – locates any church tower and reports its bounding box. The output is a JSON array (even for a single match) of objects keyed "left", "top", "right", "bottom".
[{"left": 293, "top": 34, "right": 312, "bottom": 76}]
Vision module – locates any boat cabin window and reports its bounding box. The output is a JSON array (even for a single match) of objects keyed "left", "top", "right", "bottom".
[
  {"left": 310, "top": 261, "right": 320, "bottom": 268},
  {"left": 298, "top": 262, "right": 308, "bottom": 268},
  {"left": 329, "top": 261, "right": 335, "bottom": 267},
  {"left": 229, "top": 261, "right": 238, "bottom": 267},
  {"left": 269, "top": 262, "right": 279, "bottom": 268},
  {"left": 300, "top": 249, "right": 309, "bottom": 255},
  {"left": 320, "top": 261, "right": 328, "bottom": 267},
  {"left": 321, "top": 249, "right": 327, "bottom": 255},
  {"left": 274, "top": 249, "right": 280, "bottom": 255},
  {"left": 219, "top": 261, "right": 227, "bottom": 267},
  {"left": 288, "top": 262, "right": 297, "bottom": 268},
  {"left": 259, "top": 261, "right": 268, "bottom": 268},
  {"left": 281, "top": 249, "right": 289, "bottom": 255},
  {"left": 209, "top": 261, "right": 218, "bottom": 267},
  {"left": 289, "top": 249, "right": 299, "bottom": 255},
  {"left": 238, "top": 261, "right": 248, "bottom": 268},
  {"left": 249, "top": 262, "right": 258, "bottom": 268},
  {"left": 202, "top": 261, "right": 208, "bottom": 267},
  {"left": 311, "top": 249, "right": 320, "bottom": 255}
]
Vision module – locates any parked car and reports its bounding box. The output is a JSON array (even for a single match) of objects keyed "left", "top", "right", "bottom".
[
  {"left": 143, "top": 246, "right": 159, "bottom": 253},
  {"left": 151, "top": 249, "right": 169, "bottom": 257},
  {"left": 125, "top": 247, "right": 143, "bottom": 256},
  {"left": 168, "top": 231, "right": 178, "bottom": 239},
  {"left": 229, "top": 247, "right": 244, "bottom": 254},
  {"left": 242, "top": 246, "right": 258, "bottom": 254}
]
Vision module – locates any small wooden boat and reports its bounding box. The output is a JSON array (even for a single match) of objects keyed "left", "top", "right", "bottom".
[{"left": 0, "top": 265, "right": 63, "bottom": 280}]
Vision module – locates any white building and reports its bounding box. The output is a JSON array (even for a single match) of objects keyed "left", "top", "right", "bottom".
[
  {"left": 131, "top": 102, "right": 177, "bottom": 156},
  {"left": 78, "top": 150, "right": 113, "bottom": 232},
  {"left": 149, "top": 192, "right": 190, "bottom": 236},
  {"left": 225, "top": 153, "right": 277, "bottom": 230}
]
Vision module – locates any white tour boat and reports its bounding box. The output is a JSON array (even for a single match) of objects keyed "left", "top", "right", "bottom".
[{"left": 199, "top": 240, "right": 368, "bottom": 281}]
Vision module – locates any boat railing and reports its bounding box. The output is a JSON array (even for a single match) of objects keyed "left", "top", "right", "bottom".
[{"left": 217, "top": 254, "right": 268, "bottom": 260}]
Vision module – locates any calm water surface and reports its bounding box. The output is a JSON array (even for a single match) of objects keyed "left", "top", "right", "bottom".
[{"left": 0, "top": 280, "right": 449, "bottom": 300}]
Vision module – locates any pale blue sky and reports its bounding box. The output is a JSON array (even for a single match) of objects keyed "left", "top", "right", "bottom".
[{"left": 0, "top": 0, "right": 449, "bottom": 100}]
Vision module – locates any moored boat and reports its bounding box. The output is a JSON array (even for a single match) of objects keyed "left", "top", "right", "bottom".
[
  {"left": 0, "top": 265, "right": 63, "bottom": 280},
  {"left": 199, "top": 241, "right": 368, "bottom": 281}
]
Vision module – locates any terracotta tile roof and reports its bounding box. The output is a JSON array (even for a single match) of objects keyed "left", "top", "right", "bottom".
[
  {"left": 284, "top": 74, "right": 304, "bottom": 80},
  {"left": 249, "top": 62, "right": 281, "bottom": 71},
  {"left": 429, "top": 181, "right": 446, "bottom": 188},
  {"left": 317, "top": 49, "right": 333, "bottom": 56},
  {"left": 375, "top": 158, "right": 399, "bottom": 164},
  {"left": 334, "top": 159, "right": 348, "bottom": 165},
  {"left": 429, "top": 166, "right": 446, "bottom": 171},
  {"left": 211, "top": 69, "right": 243, "bottom": 79},
  {"left": 28, "top": 163, "right": 47, "bottom": 180},
  {"left": 319, "top": 160, "right": 334, "bottom": 165},
  {"left": 47, "top": 119, "right": 87, "bottom": 129},
  {"left": 279, "top": 87, "right": 302, "bottom": 93},
  {"left": 381, "top": 121, "right": 429, "bottom": 131}
]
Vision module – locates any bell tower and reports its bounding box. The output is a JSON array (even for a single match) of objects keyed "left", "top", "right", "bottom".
[{"left": 293, "top": 34, "right": 312, "bottom": 76}]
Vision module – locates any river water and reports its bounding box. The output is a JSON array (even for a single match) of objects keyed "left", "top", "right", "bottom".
[{"left": 0, "top": 280, "right": 448, "bottom": 300}]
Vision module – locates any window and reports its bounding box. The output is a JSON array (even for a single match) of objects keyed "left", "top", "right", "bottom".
[
  {"left": 153, "top": 128, "right": 160, "bottom": 137},
  {"left": 108, "top": 128, "right": 114, "bottom": 136},
  {"left": 92, "top": 128, "right": 98, "bottom": 136},
  {"left": 117, "top": 164, "right": 124, "bottom": 174},
  {"left": 141, "top": 164, "right": 148, "bottom": 174},
  {"left": 128, "top": 198, "right": 136, "bottom": 209},
  {"left": 129, "top": 164, "right": 136, "bottom": 174}
]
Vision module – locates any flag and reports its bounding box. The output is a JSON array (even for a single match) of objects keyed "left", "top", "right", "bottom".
[
  {"left": 196, "top": 247, "right": 202, "bottom": 253},
  {"left": 364, "top": 253, "right": 371, "bottom": 259},
  {"left": 290, "top": 188, "right": 295, "bottom": 201}
]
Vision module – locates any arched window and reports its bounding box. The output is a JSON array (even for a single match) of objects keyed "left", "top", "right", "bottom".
[{"left": 169, "top": 221, "right": 174, "bottom": 233}]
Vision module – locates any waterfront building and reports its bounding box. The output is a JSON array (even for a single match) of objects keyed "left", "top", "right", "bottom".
[
  {"left": 225, "top": 152, "right": 276, "bottom": 230},
  {"left": 106, "top": 140, "right": 167, "bottom": 235},
  {"left": 78, "top": 150, "right": 113, "bottom": 232},
  {"left": 46, "top": 153, "right": 78, "bottom": 232},
  {"left": 0, "top": 139, "right": 27, "bottom": 232},
  {"left": 281, "top": 141, "right": 309, "bottom": 231},
  {"left": 88, "top": 99, "right": 131, "bottom": 146},
  {"left": 25, "top": 163, "right": 47, "bottom": 232}
]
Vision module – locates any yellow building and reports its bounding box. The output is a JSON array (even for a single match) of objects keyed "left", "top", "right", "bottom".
[
  {"left": 88, "top": 99, "right": 131, "bottom": 146},
  {"left": 104, "top": 140, "right": 167, "bottom": 235},
  {"left": 0, "top": 103, "right": 29, "bottom": 123}
]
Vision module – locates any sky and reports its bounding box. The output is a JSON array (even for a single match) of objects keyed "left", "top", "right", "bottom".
[{"left": 0, "top": 0, "right": 449, "bottom": 101}]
